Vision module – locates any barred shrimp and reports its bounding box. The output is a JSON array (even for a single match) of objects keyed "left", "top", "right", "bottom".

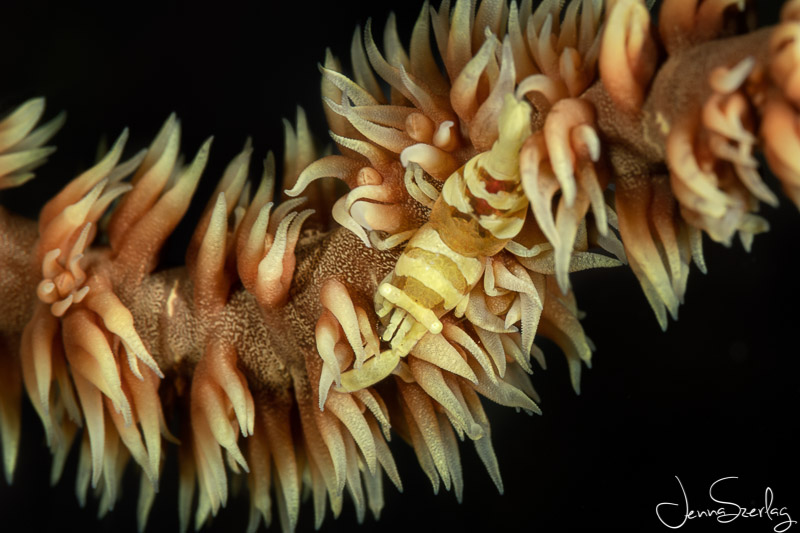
[{"left": 338, "top": 94, "right": 533, "bottom": 392}]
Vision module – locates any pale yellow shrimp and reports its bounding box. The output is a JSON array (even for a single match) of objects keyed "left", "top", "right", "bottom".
[{"left": 338, "top": 94, "right": 533, "bottom": 392}]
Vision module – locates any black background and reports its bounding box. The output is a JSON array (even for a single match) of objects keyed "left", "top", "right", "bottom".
[{"left": 0, "top": 1, "right": 797, "bottom": 532}]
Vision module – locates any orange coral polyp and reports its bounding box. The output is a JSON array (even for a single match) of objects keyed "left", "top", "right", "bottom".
[{"left": 0, "top": 0, "right": 798, "bottom": 532}]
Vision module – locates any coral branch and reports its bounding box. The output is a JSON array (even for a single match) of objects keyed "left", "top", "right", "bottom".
[{"left": 0, "top": 2, "right": 798, "bottom": 532}]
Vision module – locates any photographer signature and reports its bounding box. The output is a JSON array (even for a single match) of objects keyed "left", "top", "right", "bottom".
[{"left": 656, "top": 476, "right": 796, "bottom": 532}]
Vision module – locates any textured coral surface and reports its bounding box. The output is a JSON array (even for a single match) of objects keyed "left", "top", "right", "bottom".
[{"left": 1, "top": 1, "right": 799, "bottom": 532}]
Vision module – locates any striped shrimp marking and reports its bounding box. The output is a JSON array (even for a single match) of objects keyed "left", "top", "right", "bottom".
[{"left": 337, "top": 94, "right": 533, "bottom": 392}]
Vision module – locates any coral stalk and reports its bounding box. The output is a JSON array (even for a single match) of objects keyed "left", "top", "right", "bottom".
[{"left": 0, "top": 1, "right": 798, "bottom": 532}]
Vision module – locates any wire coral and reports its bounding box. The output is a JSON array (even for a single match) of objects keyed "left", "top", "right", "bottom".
[{"left": 0, "top": 1, "right": 798, "bottom": 532}]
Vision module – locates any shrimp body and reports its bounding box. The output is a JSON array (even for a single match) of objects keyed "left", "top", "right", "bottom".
[{"left": 339, "top": 94, "right": 533, "bottom": 392}]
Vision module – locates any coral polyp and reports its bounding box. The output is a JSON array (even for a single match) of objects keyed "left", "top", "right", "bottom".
[{"left": 0, "top": 1, "right": 798, "bottom": 532}]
